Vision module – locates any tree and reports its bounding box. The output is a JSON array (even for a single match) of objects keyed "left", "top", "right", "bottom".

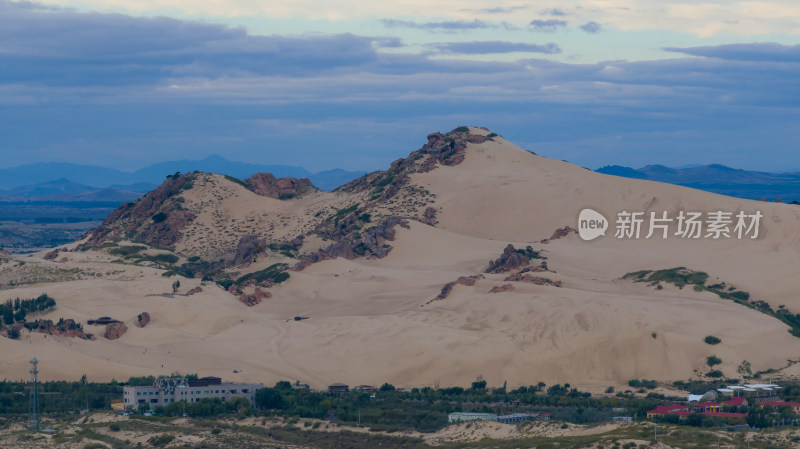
[
  {"left": 255, "top": 387, "right": 286, "bottom": 410},
  {"left": 380, "top": 382, "right": 396, "bottom": 392},
  {"left": 172, "top": 280, "right": 180, "bottom": 294}
]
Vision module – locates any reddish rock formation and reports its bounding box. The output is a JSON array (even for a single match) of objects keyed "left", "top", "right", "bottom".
[
  {"left": 137, "top": 312, "right": 151, "bottom": 327},
  {"left": 238, "top": 287, "right": 271, "bottom": 307},
  {"left": 83, "top": 173, "right": 197, "bottom": 249},
  {"left": 34, "top": 319, "right": 94, "bottom": 340},
  {"left": 245, "top": 173, "right": 318, "bottom": 199},
  {"left": 185, "top": 286, "right": 203, "bottom": 296},
  {"left": 433, "top": 274, "right": 485, "bottom": 301},
  {"left": 486, "top": 244, "right": 529, "bottom": 273},
  {"left": 233, "top": 235, "right": 268, "bottom": 266},
  {"left": 541, "top": 226, "right": 578, "bottom": 243},
  {"left": 43, "top": 248, "right": 64, "bottom": 261},
  {"left": 489, "top": 284, "right": 515, "bottom": 293},
  {"left": 504, "top": 273, "right": 562, "bottom": 287},
  {"left": 335, "top": 127, "right": 489, "bottom": 200},
  {"left": 104, "top": 322, "right": 128, "bottom": 340}
]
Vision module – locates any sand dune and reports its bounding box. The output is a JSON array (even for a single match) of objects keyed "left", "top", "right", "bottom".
[{"left": 1, "top": 127, "right": 798, "bottom": 391}]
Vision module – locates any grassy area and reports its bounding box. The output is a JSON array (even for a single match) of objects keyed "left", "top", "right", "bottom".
[{"left": 625, "top": 267, "right": 800, "bottom": 339}]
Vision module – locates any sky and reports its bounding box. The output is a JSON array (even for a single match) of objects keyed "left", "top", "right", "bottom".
[{"left": 1, "top": 0, "right": 799, "bottom": 173}]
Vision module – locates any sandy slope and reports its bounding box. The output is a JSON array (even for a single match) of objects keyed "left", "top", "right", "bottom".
[{"left": 1, "top": 128, "right": 799, "bottom": 391}]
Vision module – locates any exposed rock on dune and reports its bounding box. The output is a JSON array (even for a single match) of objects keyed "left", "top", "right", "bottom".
[
  {"left": 35, "top": 319, "right": 94, "bottom": 340},
  {"left": 137, "top": 312, "right": 151, "bottom": 327},
  {"left": 238, "top": 287, "right": 271, "bottom": 307},
  {"left": 233, "top": 235, "right": 268, "bottom": 266},
  {"left": 245, "top": 173, "right": 318, "bottom": 199},
  {"left": 104, "top": 322, "right": 127, "bottom": 340},
  {"left": 433, "top": 274, "right": 485, "bottom": 301},
  {"left": 542, "top": 226, "right": 578, "bottom": 243},
  {"left": 489, "top": 284, "right": 515, "bottom": 293},
  {"left": 84, "top": 172, "right": 197, "bottom": 249},
  {"left": 486, "top": 244, "right": 530, "bottom": 273}
]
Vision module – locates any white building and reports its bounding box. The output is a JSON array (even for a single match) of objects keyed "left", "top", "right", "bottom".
[{"left": 123, "top": 376, "right": 262, "bottom": 411}]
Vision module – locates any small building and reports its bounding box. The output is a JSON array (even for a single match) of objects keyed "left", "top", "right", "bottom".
[
  {"left": 722, "top": 397, "right": 748, "bottom": 408},
  {"left": 328, "top": 383, "right": 350, "bottom": 393},
  {"left": 646, "top": 404, "right": 690, "bottom": 419},
  {"left": 292, "top": 383, "right": 310, "bottom": 390},
  {"left": 353, "top": 385, "right": 375, "bottom": 391},
  {"left": 448, "top": 412, "right": 497, "bottom": 423},
  {"left": 497, "top": 413, "right": 536, "bottom": 424},
  {"left": 761, "top": 401, "right": 800, "bottom": 413},
  {"left": 123, "top": 376, "right": 262, "bottom": 411},
  {"left": 612, "top": 416, "right": 634, "bottom": 422},
  {"left": 694, "top": 402, "right": 721, "bottom": 413}
]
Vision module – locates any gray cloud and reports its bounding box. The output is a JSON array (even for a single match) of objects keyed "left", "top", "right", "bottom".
[
  {"left": 381, "top": 18, "right": 496, "bottom": 31},
  {"left": 543, "top": 8, "right": 567, "bottom": 16},
  {"left": 664, "top": 43, "right": 800, "bottom": 62},
  {"left": 580, "top": 21, "right": 602, "bottom": 33},
  {"left": 1, "top": 1, "right": 799, "bottom": 173},
  {"left": 430, "top": 41, "right": 561, "bottom": 55},
  {"left": 529, "top": 19, "right": 567, "bottom": 32}
]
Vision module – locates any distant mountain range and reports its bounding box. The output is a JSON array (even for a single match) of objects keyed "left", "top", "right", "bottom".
[
  {"left": 0, "top": 155, "right": 366, "bottom": 197},
  {"left": 595, "top": 164, "right": 800, "bottom": 201}
]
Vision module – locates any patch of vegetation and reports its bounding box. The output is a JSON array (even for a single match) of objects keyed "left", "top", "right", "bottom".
[
  {"left": 0, "top": 293, "right": 56, "bottom": 325},
  {"left": 224, "top": 174, "right": 249, "bottom": 188},
  {"left": 147, "top": 434, "right": 174, "bottom": 447},
  {"left": 233, "top": 263, "right": 290, "bottom": 287},
  {"left": 626, "top": 267, "right": 800, "bottom": 339},
  {"left": 151, "top": 212, "right": 168, "bottom": 223},
  {"left": 706, "top": 355, "right": 722, "bottom": 366},
  {"left": 627, "top": 379, "right": 658, "bottom": 389},
  {"left": 108, "top": 245, "right": 146, "bottom": 257},
  {"left": 453, "top": 126, "right": 470, "bottom": 133},
  {"left": 706, "top": 370, "right": 724, "bottom": 378},
  {"left": 279, "top": 193, "right": 296, "bottom": 200},
  {"left": 515, "top": 245, "right": 545, "bottom": 260},
  {"left": 704, "top": 335, "right": 721, "bottom": 345}
]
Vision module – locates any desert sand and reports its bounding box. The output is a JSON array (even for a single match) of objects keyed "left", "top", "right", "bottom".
[{"left": 1, "top": 127, "right": 798, "bottom": 391}]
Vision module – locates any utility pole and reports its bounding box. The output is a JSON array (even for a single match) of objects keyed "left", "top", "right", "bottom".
[{"left": 28, "top": 358, "right": 40, "bottom": 431}]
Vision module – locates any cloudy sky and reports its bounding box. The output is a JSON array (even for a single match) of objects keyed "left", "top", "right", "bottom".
[{"left": 2, "top": 0, "right": 799, "bottom": 172}]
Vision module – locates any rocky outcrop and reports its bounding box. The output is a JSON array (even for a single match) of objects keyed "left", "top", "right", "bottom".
[
  {"left": 433, "top": 274, "right": 485, "bottom": 301},
  {"left": 245, "top": 173, "right": 318, "bottom": 199},
  {"left": 233, "top": 235, "right": 267, "bottom": 266},
  {"left": 295, "top": 217, "right": 409, "bottom": 270},
  {"left": 421, "top": 207, "right": 438, "bottom": 225},
  {"left": 83, "top": 173, "right": 197, "bottom": 249},
  {"left": 486, "top": 244, "right": 529, "bottom": 273},
  {"left": 335, "top": 127, "right": 489, "bottom": 200},
  {"left": 185, "top": 287, "right": 203, "bottom": 296},
  {"left": 542, "top": 226, "right": 578, "bottom": 243},
  {"left": 238, "top": 287, "right": 271, "bottom": 307},
  {"left": 34, "top": 319, "right": 94, "bottom": 340},
  {"left": 104, "top": 322, "right": 128, "bottom": 340},
  {"left": 44, "top": 248, "right": 65, "bottom": 261},
  {"left": 504, "top": 273, "right": 562, "bottom": 287},
  {"left": 489, "top": 284, "right": 515, "bottom": 293},
  {"left": 137, "top": 312, "right": 151, "bottom": 327}
]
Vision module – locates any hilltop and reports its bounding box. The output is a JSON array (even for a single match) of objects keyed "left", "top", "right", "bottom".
[{"left": 1, "top": 126, "right": 799, "bottom": 393}]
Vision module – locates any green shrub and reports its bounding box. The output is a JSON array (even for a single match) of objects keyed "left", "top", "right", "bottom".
[
  {"left": 453, "top": 126, "right": 470, "bottom": 133},
  {"left": 148, "top": 434, "right": 174, "bottom": 447},
  {"left": 152, "top": 212, "right": 168, "bottom": 223},
  {"left": 707, "top": 355, "right": 722, "bottom": 366},
  {"left": 109, "top": 423, "right": 120, "bottom": 432},
  {"left": 706, "top": 370, "right": 723, "bottom": 378},
  {"left": 704, "top": 335, "right": 721, "bottom": 345}
]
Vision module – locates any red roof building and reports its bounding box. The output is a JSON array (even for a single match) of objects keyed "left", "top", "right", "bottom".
[{"left": 722, "top": 397, "right": 748, "bottom": 407}]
